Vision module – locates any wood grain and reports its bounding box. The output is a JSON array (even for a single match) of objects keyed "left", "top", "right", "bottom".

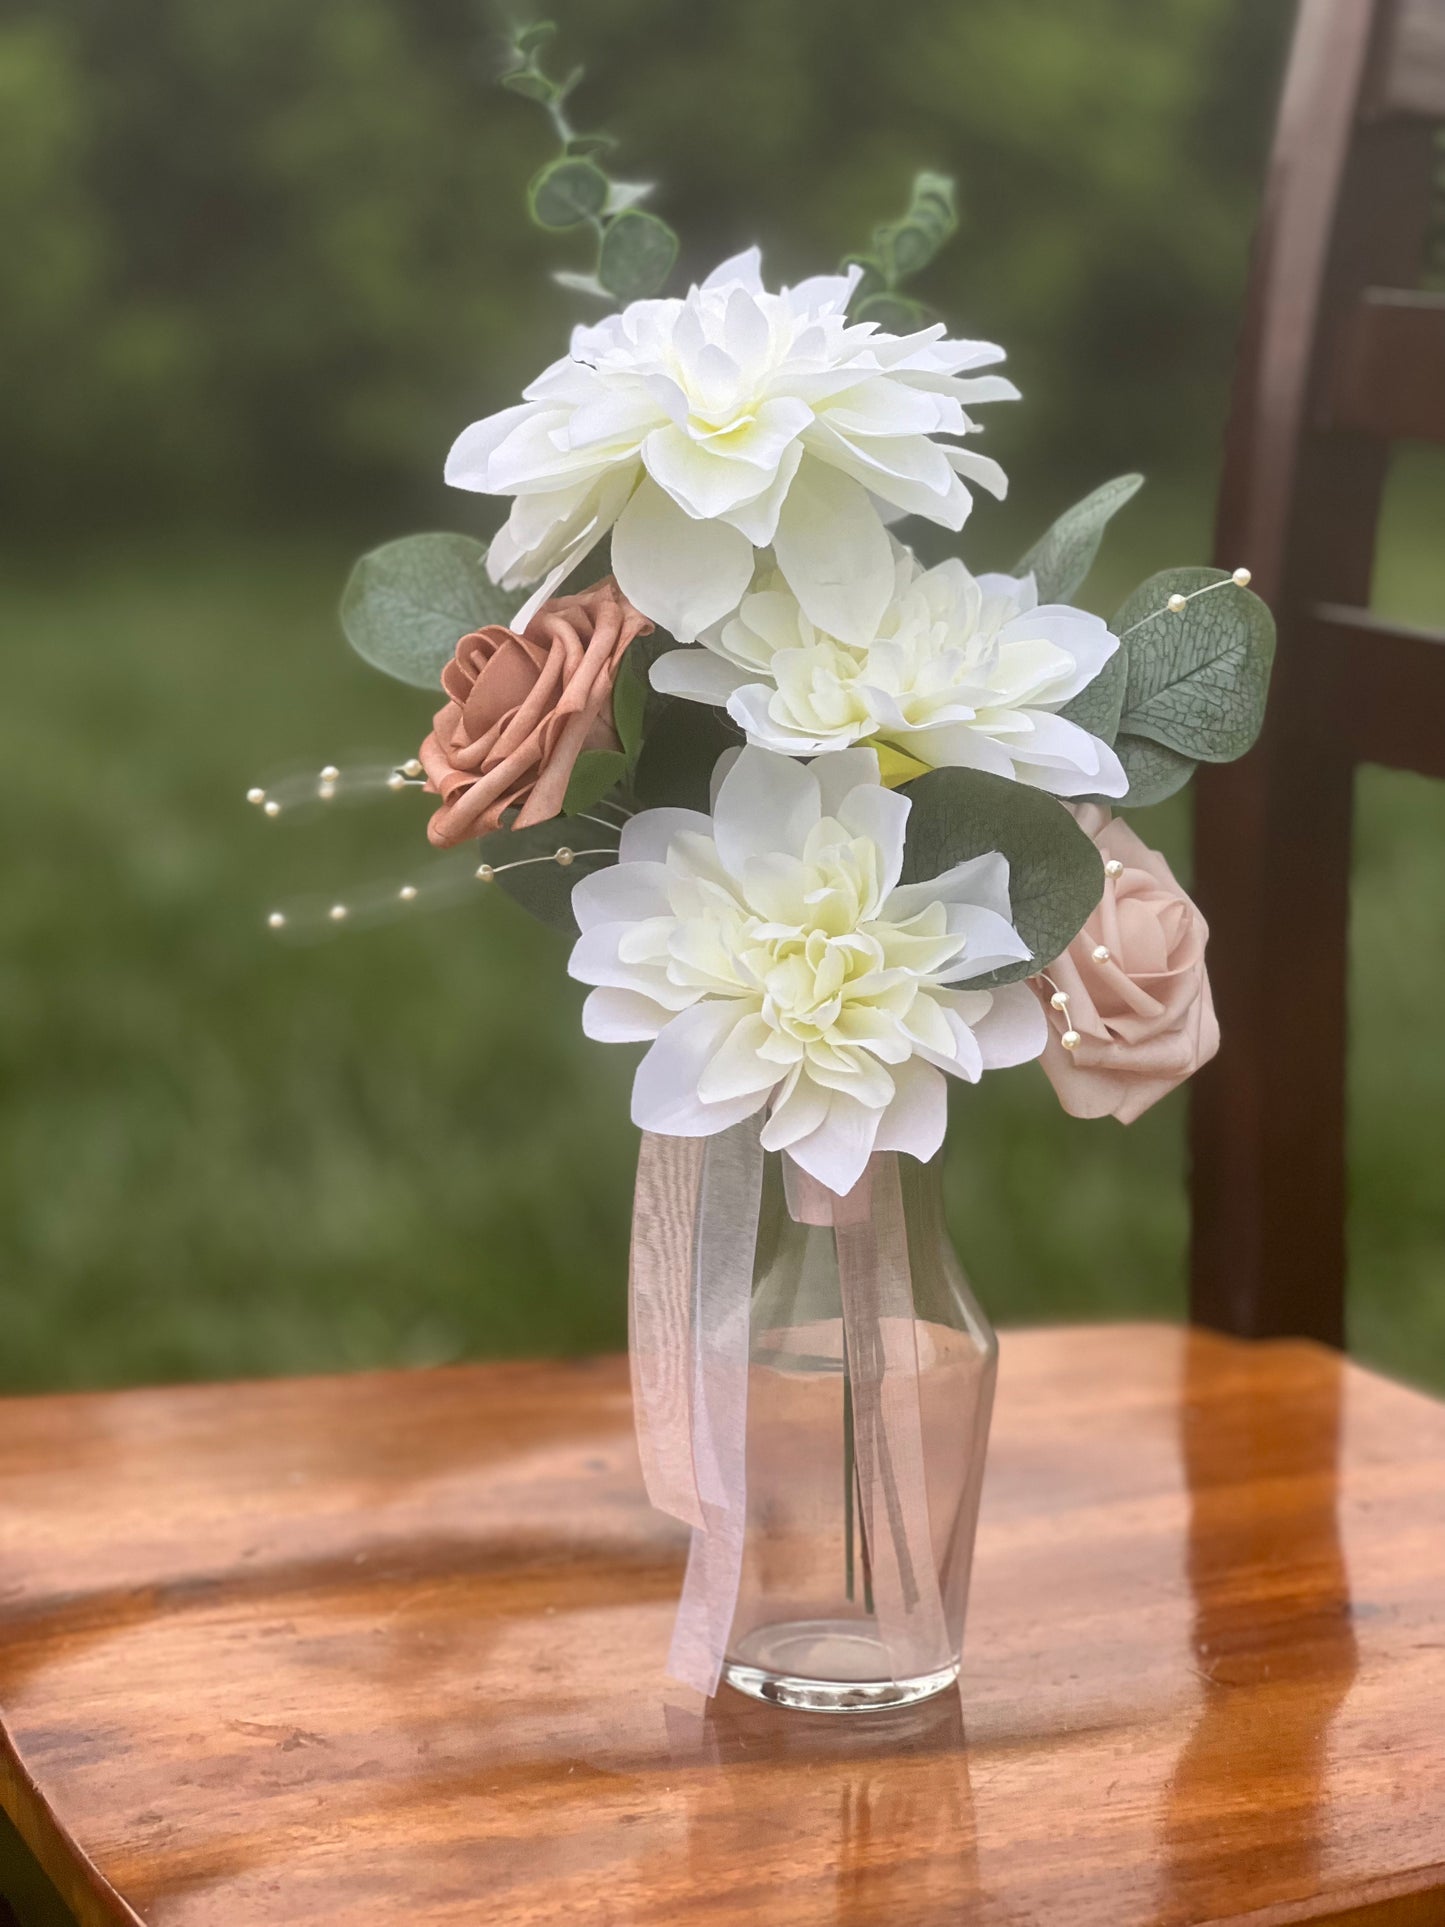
[{"left": 4, "top": 1328, "right": 1445, "bottom": 1926}]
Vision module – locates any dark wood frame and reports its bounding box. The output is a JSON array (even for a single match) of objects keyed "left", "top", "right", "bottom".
[{"left": 1189, "top": 0, "right": 1445, "bottom": 1343}]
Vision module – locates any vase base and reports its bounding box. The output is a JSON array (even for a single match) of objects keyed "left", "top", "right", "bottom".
[{"left": 722, "top": 1619, "right": 959, "bottom": 1713}]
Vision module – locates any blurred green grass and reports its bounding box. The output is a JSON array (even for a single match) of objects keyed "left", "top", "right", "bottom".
[{"left": 1, "top": 456, "right": 1441, "bottom": 1395}]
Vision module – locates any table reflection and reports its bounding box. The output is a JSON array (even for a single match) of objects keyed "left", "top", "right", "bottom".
[{"left": 1158, "top": 1340, "right": 1359, "bottom": 1914}]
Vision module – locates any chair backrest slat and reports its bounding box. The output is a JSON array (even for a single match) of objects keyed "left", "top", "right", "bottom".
[
  {"left": 1372, "top": 0, "right": 1445, "bottom": 116},
  {"left": 1326, "top": 290, "right": 1445, "bottom": 442},
  {"left": 1310, "top": 605, "right": 1445, "bottom": 776}
]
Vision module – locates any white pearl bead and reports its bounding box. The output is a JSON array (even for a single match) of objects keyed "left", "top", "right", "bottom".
[
  {"left": 476, "top": 864, "right": 495, "bottom": 882},
  {"left": 1232, "top": 566, "right": 1252, "bottom": 587},
  {"left": 328, "top": 904, "right": 348, "bottom": 922},
  {"left": 1104, "top": 859, "right": 1123, "bottom": 879},
  {"left": 263, "top": 799, "right": 282, "bottom": 817},
  {"left": 1050, "top": 991, "right": 1069, "bottom": 1012},
  {"left": 317, "top": 782, "right": 336, "bottom": 801},
  {"left": 398, "top": 884, "right": 418, "bottom": 902},
  {"left": 1092, "top": 944, "right": 1111, "bottom": 964},
  {"left": 319, "top": 765, "right": 340, "bottom": 782},
  {"left": 267, "top": 911, "right": 286, "bottom": 930},
  {"left": 387, "top": 771, "right": 406, "bottom": 791},
  {"left": 1061, "top": 1029, "right": 1081, "bottom": 1051},
  {"left": 402, "top": 758, "right": 423, "bottom": 779},
  {"left": 1167, "top": 593, "right": 1188, "bottom": 613},
  {"left": 555, "top": 847, "right": 575, "bottom": 867},
  {"left": 246, "top": 787, "right": 266, "bottom": 806}
]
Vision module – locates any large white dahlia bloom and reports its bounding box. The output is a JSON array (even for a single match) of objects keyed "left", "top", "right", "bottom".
[
  {"left": 652, "top": 549, "right": 1129, "bottom": 798},
  {"left": 567, "top": 746, "right": 1047, "bottom": 1194},
  {"left": 446, "top": 249, "right": 1016, "bottom": 648}
]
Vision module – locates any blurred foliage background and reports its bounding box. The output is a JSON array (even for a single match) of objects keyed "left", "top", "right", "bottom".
[{"left": 2, "top": 0, "right": 1442, "bottom": 1396}]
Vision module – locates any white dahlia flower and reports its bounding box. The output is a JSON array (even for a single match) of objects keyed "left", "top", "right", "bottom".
[
  {"left": 567, "top": 746, "right": 1046, "bottom": 1194},
  {"left": 651, "top": 549, "right": 1129, "bottom": 798},
  {"left": 446, "top": 248, "right": 1016, "bottom": 648}
]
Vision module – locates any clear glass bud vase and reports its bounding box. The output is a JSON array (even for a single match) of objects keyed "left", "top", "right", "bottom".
[{"left": 723, "top": 1149, "right": 997, "bottom": 1713}]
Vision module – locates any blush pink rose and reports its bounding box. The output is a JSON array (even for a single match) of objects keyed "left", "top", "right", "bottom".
[
  {"left": 1034, "top": 803, "right": 1219, "bottom": 1123},
  {"left": 418, "top": 576, "right": 652, "bottom": 845}
]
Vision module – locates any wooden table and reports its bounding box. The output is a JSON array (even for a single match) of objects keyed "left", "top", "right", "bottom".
[{"left": 3, "top": 1324, "right": 1445, "bottom": 1926}]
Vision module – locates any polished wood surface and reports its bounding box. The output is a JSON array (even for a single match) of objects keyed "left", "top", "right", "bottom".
[
  {"left": 1190, "top": 0, "right": 1445, "bottom": 1343},
  {"left": 4, "top": 1326, "right": 1445, "bottom": 1926}
]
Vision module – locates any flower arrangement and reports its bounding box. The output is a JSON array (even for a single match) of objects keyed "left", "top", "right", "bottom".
[{"left": 253, "top": 23, "right": 1275, "bottom": 1707}]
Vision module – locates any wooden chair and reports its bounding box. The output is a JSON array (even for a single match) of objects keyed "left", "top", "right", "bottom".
[
  {"left": 1190, "top": 0, "right": 1445, "bottom": 1345},
  {"left": 7, "top": 5, "right": 1445, "bottom": 1925}
]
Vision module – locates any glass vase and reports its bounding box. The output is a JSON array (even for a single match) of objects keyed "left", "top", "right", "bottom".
[{"left": 723, "top": 1149, "right": 997, "bottom": 1713}]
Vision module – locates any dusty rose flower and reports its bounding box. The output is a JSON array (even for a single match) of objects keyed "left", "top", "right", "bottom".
[
  {"left": 419, "top": 577, "right": 652, "bottom": 845},
  {"left": 1034, "top": 803, "right": 1219, "bottom": 1123}
]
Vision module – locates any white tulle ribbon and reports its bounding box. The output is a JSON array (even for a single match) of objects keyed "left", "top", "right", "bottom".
[{"left": 628, "top": 1127, "right": 946, "bottom": 1696}]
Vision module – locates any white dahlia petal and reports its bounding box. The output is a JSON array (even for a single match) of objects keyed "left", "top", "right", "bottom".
[
  {"left": 581, "top": 987, "right": 674, "bottom": 1042},
  {"left": 701, "top": 246, "right": 764, "bottom": 293},
  {"left": 570, "top": 860, "right": 674, "bottom": 933},
  {"left": 610, "top": 482, "right": 755, "bottom": 641},
  {"left": 712, "top": 746, "right": 820, "bottom": 875},
  {"left": 871, "top": 1057, "right": 949, "bottom": 1161},
  {"left": 886, "top": 852, "right": 1011, "bottom": 924},
  {"left": 772, "top": 462, "right": 895, "bottom": 648},
  {"left": 969, "top": 981, "right": 1049, "bottom": 1069},
  {"left": 649, "top": 650, "right": 753, "bottom": 706},
  {"left": 617, "top": 807, "right": 714, "bottom": 867},
  {"left": 784, "top": 1088, "right": 885, "bottom": 1195},
  {"left": 632, "top": 1003, "right": 772, "bottom": 1136}
]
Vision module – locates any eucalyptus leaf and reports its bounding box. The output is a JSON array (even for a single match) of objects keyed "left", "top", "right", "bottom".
[
  {"left": 565, "top": 133, "right": 617, "bottom": 158},
  {"left": 632, "top": 697, "right": 737, "bottom": 813},
  {"left": 1057, "top": 644, "right": 1127, "bottom": 746},
  {"left": 1014, "top": 473, "right": 1144, "bottom": 604},
  {"left": 1114, "top": 568, "right": 1276, "bottom": 762},
  {"left": 612, "top": 651, "right": 649, "bottom": 766},
  {"left": 529, "top": 156, "right": 609, "bottom": 229},
  {"left": 899, "top": 768, "right": 1104, "bottom": 983},
  {"left": 513, "top": 22, "right": 556, "bottom": 56},
  {"left": 477, "top": 816, "right": 618, "bottom": 937},
  {"left": 1112, "top": 732, "right": 1197, "bottom": 809},
  {"left": 562, "top": 749, "right": 627, "bottom": 817},
  {"left": 854, "top": 292, "right": 928, "bottom": 331},
  {"left": 340, "top": 534, "right": 513, "bottom": 691},
  {"left": 598, "top": 208, "right": 679, "bottom": 300},
  {"left": 604, "top": 179, "right": 655, "bottom": 215},
  {"left": 501, "top": 69, "right": 555, "bottom": 103}
]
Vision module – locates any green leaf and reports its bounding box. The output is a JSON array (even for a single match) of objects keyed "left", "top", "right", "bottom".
[
  {"left": 612, "top": 650, "right": 649, "bottom": 767},
  {"left": 476, "top": 815, "right": 618, "bottom": 937},
  {"left": 853, "top": 292, "right": 928, "bottom": 331},
  {"left": 565, "top": 133, "right": 618, "bottom": 158},
  {"left": 1057, "top": 644, "right": 1127, "bottom": 746},
  {"left": 1014, "top": 473, "right": 1144, "bottom": 604},
  {"left": 899, "top": 767, "right": 1104, "bottom": 983},
  {"left": 1113, "top": 567, "right": 1276, "bottom": 762},
  {"left": 598, "top": 209, "right": 678, "bottom": 300},
  {"left": 604, "top": 179, "right": 654, "bottom": 215},
  {"left": 529, "top": 157, "right": 609, "bottom": 229},
  {"left": 562, "top": 748, "right": 627, "bottom": 816},
  {"left": 1114, "top": 732, "right": 1196, "bottom": 809},
  {"left": 340, "top": 534, "right": 514, "bottom": 691},
  {"left": 513, "top": 22, "right": 556, "bottom": 56},
  {"left": 632, "top": 697, "right": 737, "bottom": 813},
  {"left": 501, "top": 69, "right": 555, "bottom": 103}
]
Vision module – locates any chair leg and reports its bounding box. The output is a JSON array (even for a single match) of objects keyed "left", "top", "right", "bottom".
[{"left": 1189, "top": 739, "right": 1353, "bottom": 1345}]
